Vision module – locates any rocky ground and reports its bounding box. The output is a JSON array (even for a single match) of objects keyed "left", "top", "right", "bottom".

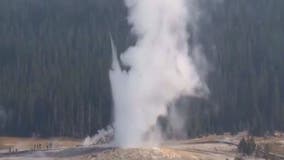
[
  {"left": 88, "top": 148, "right": 184, "bottom": 160},
  {"left": 0, "top": 133, "right": 283, "bottom": 160}
]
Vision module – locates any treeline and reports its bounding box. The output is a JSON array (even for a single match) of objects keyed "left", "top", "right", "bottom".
[
  {"left": 0, "top": 0, "right": 283, "bottom": 137},
  {"left": 0, "top": 0, "right": 131, "bottom": 137},
  {"left": 182, "top": 0, "right": 284, "bottom": 136}
]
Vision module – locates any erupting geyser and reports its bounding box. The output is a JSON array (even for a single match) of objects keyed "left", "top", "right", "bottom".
[{"left": 110, "top": 0, "right": 206, "bottom": 147}]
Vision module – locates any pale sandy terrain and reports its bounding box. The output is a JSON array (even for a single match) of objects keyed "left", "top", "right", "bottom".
[
  {"left": 0, "top": 137, "right": 81, "bottom": 154},
  {"left": 1, "top": 134, "right": 283, "bottom": 160}
]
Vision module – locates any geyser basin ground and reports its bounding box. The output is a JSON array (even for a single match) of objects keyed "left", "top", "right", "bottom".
[{"left": 1, "top": 134, "right": 283, "bottom": 160}]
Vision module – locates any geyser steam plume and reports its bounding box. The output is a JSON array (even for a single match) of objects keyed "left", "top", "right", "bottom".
[{"left": 109, "top": 0, "right": 206, "bottom": 147}]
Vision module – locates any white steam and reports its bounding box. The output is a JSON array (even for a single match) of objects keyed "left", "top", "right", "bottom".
[
  {"left": 110, "top": 0, "right": 206, "bottom": 147},
  {"left": 82, "top": 126, "right": 114, "bottom": 146}
]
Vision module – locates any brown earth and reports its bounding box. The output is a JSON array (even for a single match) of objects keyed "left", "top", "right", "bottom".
[
  {"left": 1, "top": 133, "right": 283, "bottom": 160},
  {"left": 0, "top": 137, "right": 81, "bottom": 152}
]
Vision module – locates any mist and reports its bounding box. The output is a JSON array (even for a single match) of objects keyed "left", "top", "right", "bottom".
[{"left": 110, "top": 0, "right": 207, "bottom": 147}]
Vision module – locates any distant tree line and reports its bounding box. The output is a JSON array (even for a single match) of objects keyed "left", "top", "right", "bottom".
[
  {"left": 0, "top": 0, "right": 132, "bottom": 137},
  {"left": 0, "top": 0, "right": 283, "bottom": 137},
  {"left": 188, "top": 0, "right": 284, "bottom": 136}
]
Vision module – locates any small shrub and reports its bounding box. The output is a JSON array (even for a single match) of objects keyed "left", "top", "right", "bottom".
[{"left": 237, "top": 136, "right": 256, "bottom": 155}]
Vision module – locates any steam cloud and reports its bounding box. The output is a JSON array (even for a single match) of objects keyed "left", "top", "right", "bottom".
[
  {"left": 110, "top": 0, "right": 207, "bottom": 147},
  {"left": 82, "top": 126, "right": 114, "bottom": 146}
]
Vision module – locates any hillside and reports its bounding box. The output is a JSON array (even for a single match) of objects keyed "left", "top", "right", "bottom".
[{"left": 0, "top": 0, "right": 283, "bottom": 137}]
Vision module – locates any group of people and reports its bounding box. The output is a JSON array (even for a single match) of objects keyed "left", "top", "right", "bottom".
[
  {"left": 8, "top": 147, "right": 18, "bottom": 153},
  {"left": 32, "top": 142, "right": 53, "bottom": 151},
  {"left": 8, "top": 142, "right": 53, "bottom": 153}
]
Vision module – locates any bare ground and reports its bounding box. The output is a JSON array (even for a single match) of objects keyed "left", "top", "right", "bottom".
[{"left": 0, "top": 134, "right": 283, "bottom": 160}]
